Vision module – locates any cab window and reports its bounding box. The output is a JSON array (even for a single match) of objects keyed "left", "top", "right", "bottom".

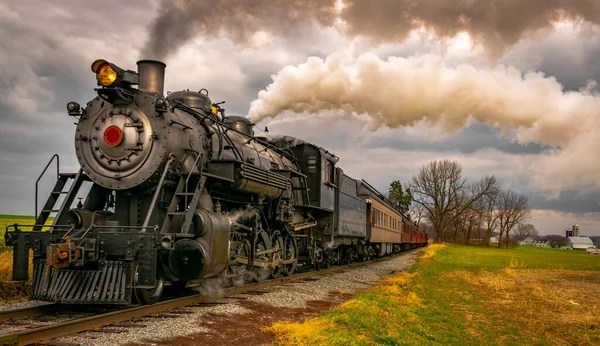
[{"left": 322, "top": 160, "right": 335, "bottom": 185}]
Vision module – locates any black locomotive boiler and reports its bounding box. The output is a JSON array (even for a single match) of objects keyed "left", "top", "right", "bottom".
[{"left": 4, "top": 59, "right": 427, "bottom": 305}]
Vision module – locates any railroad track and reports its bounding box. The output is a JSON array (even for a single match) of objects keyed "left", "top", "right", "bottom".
[
  {"left": 0, "top": 250, "right": 420, "bottom": 346},
  {"left": 0, "top": 304, "right": 56, "bottom": 323}
]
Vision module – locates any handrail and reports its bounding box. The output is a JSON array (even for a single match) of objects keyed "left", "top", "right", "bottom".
[
  {"left": 35, "top": 154, "right": 59, "bottom": 219},
  {"left": 184, "top": 151, "right": 203, "bottom": 207},
  {"left": 142, "top": 154, "right": 176, "bottom": 230}
]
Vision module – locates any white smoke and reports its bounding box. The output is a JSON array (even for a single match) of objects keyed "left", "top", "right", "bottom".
[{"left": 247, "top": 52, "right": 600, "bottom": 192}]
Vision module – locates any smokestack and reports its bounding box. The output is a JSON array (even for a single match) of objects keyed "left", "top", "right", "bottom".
[{"left": 136, "top": 60, "right": 166, "bottom": 97}]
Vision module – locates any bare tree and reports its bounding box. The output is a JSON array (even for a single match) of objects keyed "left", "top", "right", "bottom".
[
  {"left": 410, "top": 160, "right": 499, "bottom": 242},
  {"left": 513, "top": 223, "right": 539, "bottom": 241},
  {"left": 496, "top": 190, "right": 530, "bottom": 248},
  {"left": 481, "top": 192, "right": 500, "bottom": 246},
  {"left": 409, "top": 203, "right": 425, "bottom": 226},
  {"left": 547, "top": 234, "right": 568, "bottom": 248}
]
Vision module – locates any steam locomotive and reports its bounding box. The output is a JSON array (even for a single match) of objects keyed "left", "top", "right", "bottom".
[{"left": 4, "top": 59, "right": 427, "bottom": 305}]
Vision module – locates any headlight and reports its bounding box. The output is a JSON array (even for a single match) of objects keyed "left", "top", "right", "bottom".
[
  {"left": 89, "top": 59, "right": 140, "bottom": 92},
  {"left": 97, "top": 64, "right": 118, "bottom": 87},
  {"left": 91, "top": 59, "right": 121, "bottom": 87}
]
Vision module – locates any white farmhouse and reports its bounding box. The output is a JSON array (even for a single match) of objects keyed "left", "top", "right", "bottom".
[{"left": 519, "top": 236, "right": 550, "bottom": 248}]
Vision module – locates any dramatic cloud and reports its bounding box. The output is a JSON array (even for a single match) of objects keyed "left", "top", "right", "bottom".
[
  {"left": 339, "top": 0, "right": 600, "bottom": 59},
  {"left": 143, "top": 0, "right": 600, "bottom": 60}
]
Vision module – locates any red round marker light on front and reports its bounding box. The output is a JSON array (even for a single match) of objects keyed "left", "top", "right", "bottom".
[{"left": 104, "top": 125, "right": 123, "bottom": 147}]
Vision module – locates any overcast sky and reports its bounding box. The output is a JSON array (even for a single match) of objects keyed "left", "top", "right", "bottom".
[{"left": 1, "top": 1, "right": 600, "bottom": 236}]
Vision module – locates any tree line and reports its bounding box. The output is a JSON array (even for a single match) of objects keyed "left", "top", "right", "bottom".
[{"left": 387, "top": 159, "right": 532, "bottom": 247}]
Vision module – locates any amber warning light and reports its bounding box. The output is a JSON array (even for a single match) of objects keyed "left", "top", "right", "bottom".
[{"left": 104, "top": 126, "right": 123, "bottom": 147}]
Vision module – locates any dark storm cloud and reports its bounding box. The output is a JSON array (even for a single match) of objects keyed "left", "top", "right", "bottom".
[
  {"left": 340, "top": 0, "right": 600, "bottom": 60},
  {"left": 500, "top": 28, "right": 600, "bottom": 91},
  {"left": 529, "top": 190, "right": 600, "bottom": 213},
  {"left": 365, "top": 122, "right": 549, "bottom": 155}
]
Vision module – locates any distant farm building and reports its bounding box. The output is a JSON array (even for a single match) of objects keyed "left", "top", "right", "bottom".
[
  {"left": 589, "top": 236, "right": 600, "bottom": 248},
  {"left": 567, "top": 237, "right": 595, "bottom": 250},
  {"left": 489, "top": 237, "right": 499, "bottom": 244},
  {"left": 519, "top": 237, "right": 550, "bottom": 248},
  {"left": 566, "top": 224, "right": 580, "bottom": 237}
]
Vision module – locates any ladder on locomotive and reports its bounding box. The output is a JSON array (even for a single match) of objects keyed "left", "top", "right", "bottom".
[
  {"left": 161, "top": 150, "right": 206, "bottom": 234},
  {"left": 34, "top": 154, "right": 87, "bottom": 232}
]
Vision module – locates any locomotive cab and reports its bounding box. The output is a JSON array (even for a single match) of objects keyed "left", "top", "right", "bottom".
[{"left": 266, "top": 136, "right": 338, "bottom": 211}]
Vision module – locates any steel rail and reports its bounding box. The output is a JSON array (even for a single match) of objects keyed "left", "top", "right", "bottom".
[
  {"left": 0, "top": 248, "right": 422, "bottom": 346},
  {"left": 0, "top": 303, "right": 56, "bottom": 323}
]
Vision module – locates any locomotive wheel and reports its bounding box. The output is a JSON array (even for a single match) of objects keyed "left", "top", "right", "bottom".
[
  {"left": 314, "top": 247, "right": 330, "bottom": 270},
  {"left": 229, "top": 240, "right": 251, "bottom": 279},
  {"left": 283, "top": 234, "right": 298, "bottom": 276},
  {"left": 252, "top": 231, "right": 271, "bottom": 282},
  {"left": 355, "top": 246, "right": 367, "bottom": 262},
  {"left": 270, "top": 231, "right": 285, "bottom": 278},
  {"left": 133, "top": 263, "right": 165, "bottom": 305},
  {"left": 339, "top": 247, "right": 353, "bottom": 266}
]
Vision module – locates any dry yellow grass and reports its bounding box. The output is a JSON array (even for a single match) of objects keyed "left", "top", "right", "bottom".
[
  {"left": 421, "top": 243, "right": 445, "bottom": 259},
  {"left": 0, "top": 251, "right": 13, "bottom": 282},
  {"left": 0, "top": 249, "right": 33, "bottom": 282},
  {"left": 447, "top": 268, "right": 600, "bottom": 345},
  {"left": 0, "top": 249, "right": 33, "bottom": 303},
  {"left": 266, "top": 320, "right": 340, "bottom": 346}
]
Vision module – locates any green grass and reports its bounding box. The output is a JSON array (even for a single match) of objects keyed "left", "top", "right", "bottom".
[
  {"left": 267, "top": 245, "right": 600, "bottom": 345},
  {"left": 0, "top": 214, "right": 37, "bottom": 219},
  {"left": 429, "top": 245, "right": 600, "bottom": 271}
]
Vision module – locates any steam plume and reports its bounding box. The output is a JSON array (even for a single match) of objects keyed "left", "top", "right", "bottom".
[
  {"left": 249, "top": 53, "right": 599, "bottom": 148},
  {"left": 142, "top": 0, "right": 600, "bottom": 60},
  {"left": 247, "top": 53, "right": 600, "bottom": 191}
]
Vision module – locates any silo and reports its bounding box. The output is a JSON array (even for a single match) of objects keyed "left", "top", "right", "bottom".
[{"left": 572, "top": 224, "right": 580, "bottom": 237}]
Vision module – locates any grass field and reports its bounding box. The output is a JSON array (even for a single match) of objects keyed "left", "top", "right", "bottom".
[{"left": 266, "top": 245, "right": 600, "bottom": 345}]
